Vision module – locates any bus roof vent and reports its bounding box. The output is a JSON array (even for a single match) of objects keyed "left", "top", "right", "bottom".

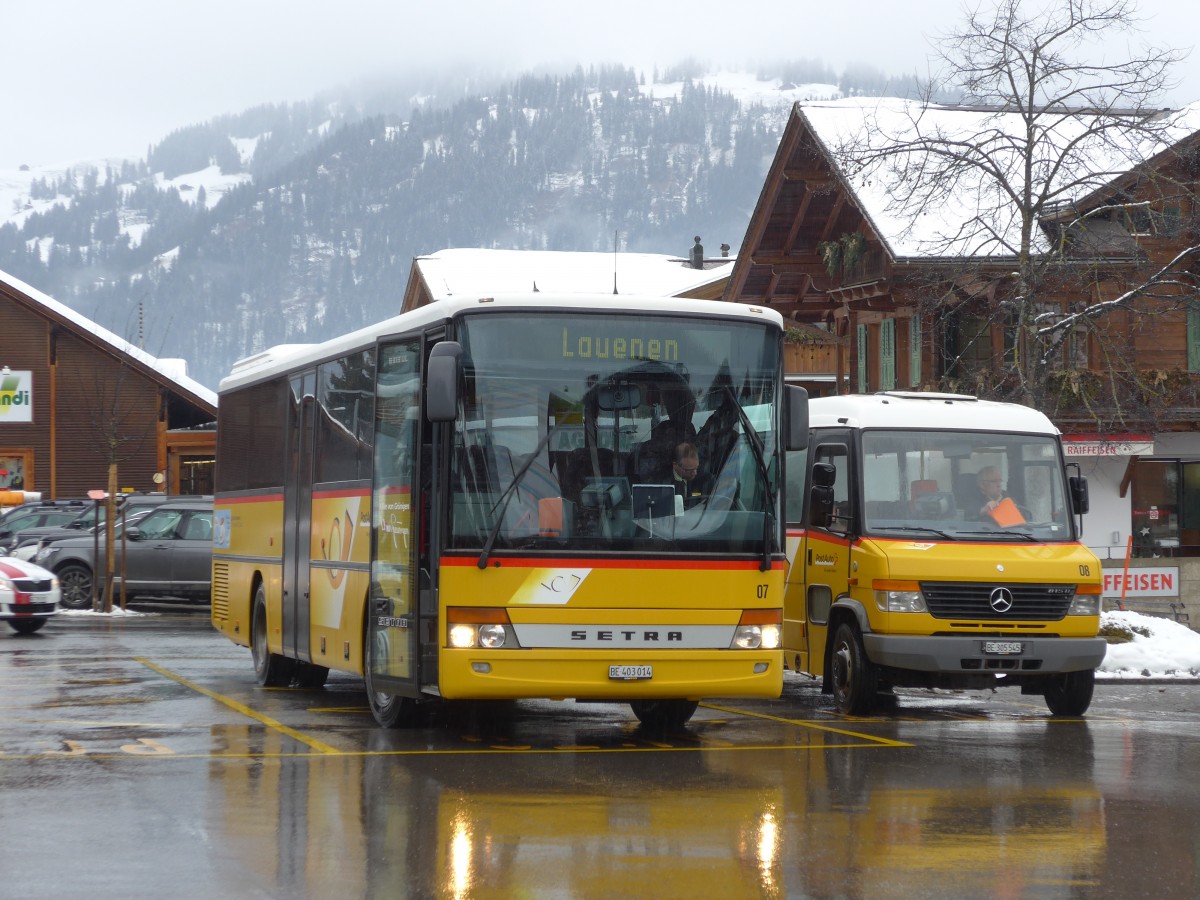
[{"left": 877, "top": 391, "right": 978, "bottom": 403}]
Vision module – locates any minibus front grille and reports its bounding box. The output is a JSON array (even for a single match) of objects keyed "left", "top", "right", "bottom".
[{"left": 920, "top": 582, "right": 1074, "bottom": 620}]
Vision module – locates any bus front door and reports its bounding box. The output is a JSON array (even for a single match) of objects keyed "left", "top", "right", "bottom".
[
  {"left": 283, "top": 372, "right": 316, "bottom": 662},
  {"left": 367, "top": 338, "right": 424, "bottom": 702}
]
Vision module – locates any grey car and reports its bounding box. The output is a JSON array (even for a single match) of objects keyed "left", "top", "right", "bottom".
[{"left": 34, "top": 499, "right": 213, "bottom": 609}]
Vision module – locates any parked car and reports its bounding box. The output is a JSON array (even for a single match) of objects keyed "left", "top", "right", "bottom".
[
  {"left": 0, "top": 557, "right": 60, "bottom": 634},
  {"left": 3, "top": 493, "right": 203, "bottom": 558},
  {"left": 34, "top": 498, "right": 213, "bottom": 610},
  {"left": 0, "top": 500, "right": 89, "bottom": 549}
]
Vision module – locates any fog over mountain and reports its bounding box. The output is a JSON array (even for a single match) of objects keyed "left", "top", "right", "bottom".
[{"left": 1, "top": 62, "right": 881, "bottom": 388}]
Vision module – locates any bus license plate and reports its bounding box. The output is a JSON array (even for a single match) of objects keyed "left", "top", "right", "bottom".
[
  {"left": 609, "top": 665, "right": 653, "bottom": 681},
  {"left": 983, "top": 641, "right": 1024, "bottom": 655}
]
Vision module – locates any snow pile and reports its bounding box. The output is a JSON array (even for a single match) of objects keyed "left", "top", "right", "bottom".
[{"left": 1098, "top": 610, "right": 1200, "bottom": 679}]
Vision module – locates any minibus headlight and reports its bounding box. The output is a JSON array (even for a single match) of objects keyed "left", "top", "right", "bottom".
[
  {"left": 878, "top": 588, "right": 931, "bottom": 619},
  {"left": 446, "top": 608, "right": 518, "bottom": 650},
  {"left": 732, "top": 610, "right": 782, "bottom": 650},
  {"left": 1068, "top": 591, "right": 1100, "bottom": 616},
  {"left": 449, "top": 623, "right": 478, "bottom": 649}
]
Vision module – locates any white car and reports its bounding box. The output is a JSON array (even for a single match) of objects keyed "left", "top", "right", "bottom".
[{"left": 0, "top": 557, "right": 61, "bottom": 634}]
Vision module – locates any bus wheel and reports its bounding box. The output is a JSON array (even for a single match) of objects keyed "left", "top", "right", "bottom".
[
  {"left": 1043, "top": 669, "right": 1095, "bottom": 716},
  {"left": 251, "top": 586, "right": 294, "bottom": 687},
  {"left": 830, "top": 622, "right": 878, "bottom": 716},
  {"left": 630, "top": 699, "right": 699, "bottom": 730},
  {"left": 294, "top": 662, "right": 329, "bottom": 689},
  {"left": 364, "top": 632, "right": 419, "bottom": 728}
]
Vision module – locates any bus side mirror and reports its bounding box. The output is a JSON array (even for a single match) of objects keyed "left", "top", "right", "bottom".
[
  {"left": 785, "top": 385, "right": 809, "bottom": 451},
  {"left": 426, "top": 341, "right": 463, "bottom": 422},
  {"left": 1069, "top": 475, "right": 1090, "bottom": 515}
]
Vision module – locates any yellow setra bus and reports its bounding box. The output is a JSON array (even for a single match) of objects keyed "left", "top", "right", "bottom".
[{"left": 211, "top": 294, "right": 808, "bottom": 729}]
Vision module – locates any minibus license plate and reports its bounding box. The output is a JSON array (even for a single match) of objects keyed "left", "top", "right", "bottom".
[
  {"left": 609, "top": 665, "right": 653, "bottom": 681},
  {"left": 983, "top": 641, "right": 1024, "bottom": 655}
]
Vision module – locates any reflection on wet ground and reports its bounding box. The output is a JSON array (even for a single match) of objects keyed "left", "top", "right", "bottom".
[{"left": 3, "top": 613, "right": 1199, "bottom": 899}]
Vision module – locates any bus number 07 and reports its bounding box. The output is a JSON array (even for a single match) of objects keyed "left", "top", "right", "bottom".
[{"left": 756, "top": 584, "right": 769, "bottom": 599}]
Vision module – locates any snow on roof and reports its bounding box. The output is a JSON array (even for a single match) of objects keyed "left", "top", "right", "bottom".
[
  {"left": 0, "top": 266, "right": 217, "bottom": 408},
  {"left": 413, "top": 247, "right": 734, "bottom": 301},
  {"left": 798, "top": 97, "right": 1200, "bottom": 259}
]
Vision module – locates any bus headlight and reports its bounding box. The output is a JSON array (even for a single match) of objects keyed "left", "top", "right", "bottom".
[
  {"left": 478, "top": 624, "right": 507, "bottom": 648},
  {"left": 873, "top": 581, "right": 927, "bottom": 613},
  {"left": 732, "top": 610, "right": 782, "bottom": 650},
  {"left": 447, "top": 608, "right": 517, "bottom": 649}
]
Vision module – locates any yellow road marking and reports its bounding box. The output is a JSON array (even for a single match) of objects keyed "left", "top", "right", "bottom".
[
  {"left": 699, "top": 702, "right": 913, "bottom": 747},
  {"left": 135, "top": 657, "right": 340, "bottom": 755}
]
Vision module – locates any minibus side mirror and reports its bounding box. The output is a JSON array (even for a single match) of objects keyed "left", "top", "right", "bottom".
[
  {"left": 786, "top": 385, "right": 809, "bottom": 451},
  {"left": 1069, "top": 474, "right": 1090, "bottom": 515}
]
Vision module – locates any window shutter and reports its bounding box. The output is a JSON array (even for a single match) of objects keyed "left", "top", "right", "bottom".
[
  {"left": 1188, "top": 305, "right": 1200, "bottom": 374},
  {"left": 909, "top": 316, "right": 922, "bottom": 386},
  {"left": 857, "top": 324, "right": 869, "bottom": 392},
  {"left": 880, "top": 319, "right": 896, "bottom": 391}
]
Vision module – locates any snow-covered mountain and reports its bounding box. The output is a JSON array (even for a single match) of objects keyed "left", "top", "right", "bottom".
[{"left": 1, "top": 66, "right": 851, "bottom": 389}]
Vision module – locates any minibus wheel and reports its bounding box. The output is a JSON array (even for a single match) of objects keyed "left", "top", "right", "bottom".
[
  {"left": 1043, "top": 668, "right": 1095, "bottom": 716},
  {"left": 830, "top": 622, "right": 878, "bottom": 715}
]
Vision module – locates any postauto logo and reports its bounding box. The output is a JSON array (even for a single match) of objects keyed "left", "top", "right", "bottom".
[{"left": 0, "top": 371, "right": 33, "bottom": 423}]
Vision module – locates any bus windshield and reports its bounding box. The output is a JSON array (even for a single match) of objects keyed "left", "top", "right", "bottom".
[
  {"left": 446, "top": 312, "right": 780, "bottom": 554},
  {"left": 860, "top": 429, "right": 1075, "bottom": 541}
]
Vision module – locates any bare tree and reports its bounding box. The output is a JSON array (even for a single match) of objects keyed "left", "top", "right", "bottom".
[{"left": 835, "top": 0, "right": 1199, "bottom": 419}]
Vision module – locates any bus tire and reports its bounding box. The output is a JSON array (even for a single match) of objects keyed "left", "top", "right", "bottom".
[
  {"left": 1043, "top": 668, "right": 1094, "bottom": 716},
  {"left": 830, "top": 621, "right": 878, "bottom": 716},
  {"left": 251, "top": 585, "right": 295, "bottom": 687},
  {"left": 630, "top": 699, "right": 699, "bottom": 730},
  {"left": 364, "top": 630, "right": 419, "bottom": 728}
]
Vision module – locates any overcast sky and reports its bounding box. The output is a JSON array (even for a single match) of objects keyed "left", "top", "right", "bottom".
[{"left": 3, "top": 0, "right": 1198, "bottom": 169}]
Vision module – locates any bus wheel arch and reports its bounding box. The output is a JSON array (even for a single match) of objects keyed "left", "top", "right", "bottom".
[
  {"left": 828, "top": 616, "right": 879, "bottom": 716},
  {"left": 251, "top": 581, "right": 295, "bottom": 687}
]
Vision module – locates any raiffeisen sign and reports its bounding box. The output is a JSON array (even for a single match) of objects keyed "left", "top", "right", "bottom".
[
  {"left": 0, "top": 370, "right": 33, "bottom": 423},
  {"left": 1062, "top": 433, "right": 1154, "bottom": 457}
]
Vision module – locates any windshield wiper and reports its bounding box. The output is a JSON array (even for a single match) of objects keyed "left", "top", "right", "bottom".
[
  {"left": 723, "top": 385, "right": 775, "bottom": 572},
  {"left": 955, "top": 529, "right": 1038, "bottom": 541},
  {"left": 871, "top": 525, "right": 955, "bottom": 540},
  {"left": 477, "top": 425, "right": 559, "bottom": 569}
]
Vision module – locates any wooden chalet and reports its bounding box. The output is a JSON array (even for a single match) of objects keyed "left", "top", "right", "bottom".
[
  {"left": 0, "top": 269, "right": 217, "bottom": 500},
  {"left": 725, "top": 98, "right": 1200, "bottom": 570},
  {"left": 725, "top": 100, "right": 1200, "bottom": 414}
]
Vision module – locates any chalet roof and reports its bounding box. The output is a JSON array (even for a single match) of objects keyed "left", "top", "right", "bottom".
[
  {"left": 401, "top": 248, "right": 734, "bottom": 311},
  {"left": 797, "top": 97, "right": 1200, "bottom": 259},
  {"left": 0, "top": 267, "right": 217, "bottom": 412},
  {"left": 725, "top": 97, "right": 1200, "bottom": 321}
]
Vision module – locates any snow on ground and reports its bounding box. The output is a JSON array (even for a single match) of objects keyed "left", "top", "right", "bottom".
[{"left": 1098, "top": 610, "right": 1200, "bottom": 679}]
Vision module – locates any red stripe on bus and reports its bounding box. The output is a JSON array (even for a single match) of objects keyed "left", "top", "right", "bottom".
[
  {"left": 440, "top": 556, "right": 784, "bottom": 571},
  {"left": 312, "top": 488, "right": 372, "bottom": 500},
  {"left": 217, "top": 493, "right": 284, "bottom": 504}
]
